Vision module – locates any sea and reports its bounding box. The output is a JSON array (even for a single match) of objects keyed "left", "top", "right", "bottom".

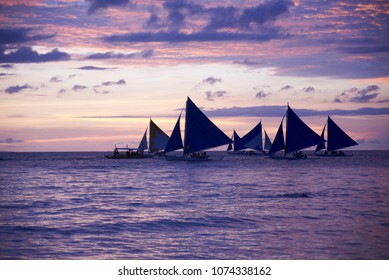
[{"left": 0, "top": 151, "right": 388, "bottom": 260}]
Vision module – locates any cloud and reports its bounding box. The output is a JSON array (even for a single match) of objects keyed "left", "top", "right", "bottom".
[
  {"left": 4, "top": 84, "right": 32, "bottom": 94},
  {"left": 334, "top": 85, "right": 380, "bottom": 103},
  {"left": 104, "top": 30, "right": 285, "bottom": 43},
  {"left": 0, "top": 138, "right": 24, "bottom": 143},
  {"left": 239, "top": 0, "right": 293, "bottom": 29},
  {"left": 281, "top": 85, "right": 292, "bottom": 91},
  {"left": 203, "top": 76, "right": 222, "bottom": 85},
  {"left": 93, "top": 79, "right": 126, "bottom": 93},
  {"left": 87, "top": 0, "right": 131, "bottom": 14},
  {"left": 205, "top": 90, "right": 227, "bottom": 101},
  {"left": 103, "top": 1, "right": 292, "bottom": 43},
  {"left": 101, "top": 79, "right": 126, "bottom": 86},
  {"left": 0, "top": 47, "right": 70, "bottom": 63},
  {"left": 205, "top": 105, "right": 389, "bottom": 118},
  {"left": 0, "top": 27, "right": 55, "bottom": 45},
  {"left": 77, "top": 66, "right": 111, "bottom": 70},
  {"left": 302, "top": 86, "right": 315, "bottom": 93},
  {"left": 146, "top": 0, "right": 293, "bottom": 32},
  {"left": 50, "top": 76, "right": 63, "bottom": 83},
  {"left": 72, "top": 85, "right": 87, "bottom": 92},
  {"left": 0, "top": 64, "right": 13, "bottom": 68},
  {"left": 86, "top": 49, "right": 153, "bottom": 60},
  {"left": 255, "top": 90, "right": 271, "bottom": 98}
]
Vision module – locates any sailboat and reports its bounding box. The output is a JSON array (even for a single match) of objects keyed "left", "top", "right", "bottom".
[
  {"left": 106, "top": 118, "right": 169, "bottom": 159},
  {"left": 165, "top": 97, "right": 231, "bottom": 161},
  {"left": 269, "top": 104, "right": 324, "bottom": 158},
  {"left": 315, "top": 116, "right": 358, "bottom": 156},
  {"left": 228, "top": 121, "right": 265, "bottom": 155}
]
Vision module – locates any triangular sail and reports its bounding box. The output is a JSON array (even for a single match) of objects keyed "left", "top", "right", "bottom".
[
  {"left": 227, "top": 133, "right": 234, "bottom": 151},
  {"left": 327, "top": 116, "right": 358, "bottom": 151},
  {"left": 164, "top": 113, "right": 183, "bottom": 153},
  {"left": 285, "top": 105, "right": 323, "bottom": 154},
  {"left": 233, "top": 130, "right": 242, "bottom": 151},
  {"left": 149, "top": 119, "right": 169, "bottom": 153},
  {"left": 184, "top": 97, "right": 231, "bottom": 154},
  {"left": 138, "top": 128, "right": 148, "bottom": 151},
  {"left": 243, "top": 121, "right": 263, "bottom": 151},
  {"left": 269, "top": 116, "right": 285, "bottom": 154},
  {"left": 315, "top": 123, "right": 326, "bottom": 152},
  {"left": 264, "top": 129, "right": 272, "bottom": 151}
]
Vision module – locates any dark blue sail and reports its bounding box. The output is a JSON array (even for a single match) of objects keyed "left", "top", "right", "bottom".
[
  {"left": 285, "top": 106, "right": 323, "bottom": 154},
  {"left": 184, "top": 97, "right": 231, "bottom": 154},
  {"left": 264, "top": 129, "right": 272, "bottom": 151},
  {"left": 315, "top": 123, "right": 326, "bottom": 152},
  {"left": 327, "top": 116, "right": 358, "bottom": 151},
  {"left": 241, "top": 121, "right": 263, "bottom": 151},
  {"left": 149, "top": 118, "right": 169, "bottom": 153},
  {"left": 269, "top": 116, "right": 285, "bottom": 154},
  {"left": 164, "top": 113, "right": 183, "bottom": 153},
  {"left": 233, "top": 130, "right": 243, "bottom": 151}
]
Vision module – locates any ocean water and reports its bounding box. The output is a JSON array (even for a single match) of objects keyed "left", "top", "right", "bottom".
[{"left": 0, "top": 151, "right": 388, "bottom": 260}]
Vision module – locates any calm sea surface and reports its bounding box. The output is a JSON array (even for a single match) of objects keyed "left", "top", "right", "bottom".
[{"left": 0, "top": 151, "right": 388, "bottom": 259}]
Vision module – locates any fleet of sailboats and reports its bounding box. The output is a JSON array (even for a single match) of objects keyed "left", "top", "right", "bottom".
[{"left": 107, "top": 98, "right": 358, "bottom": 160}]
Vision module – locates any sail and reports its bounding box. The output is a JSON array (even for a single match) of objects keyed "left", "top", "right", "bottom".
[
  {"left": 327, "top": 116, "right": 358, "bottom": 151},
  {"left": 138, "top": 128, "right": 148, "bottom": 151},
  {"left": 164, "top": 113, "right": 183, "bottom": 153},
  {"left": 269, "top": 116, "right": 285, "bottom": 154},
  {"left": 184, "top": 97, "right": 231, "bottom": 154},
  {"left": 264, "top": 129, "right": 272, "bottom": 151},
  {"left": 315, "top": 123, "right": 326, "bottom": 152},
  {"left": 227, "top": 133, "right": 234, "bottom": 151},
  {"left": 233, "top": 130, "right": 243, "bottom": 151},
  {"left": 242, "top": 121, "right": 263, "bottom": 151},
  {"left": 285, "top": 105, "right": 323, "bottom": 154},
  {"left": 149, "top": 119, "right": 169, "bottom": 153}
]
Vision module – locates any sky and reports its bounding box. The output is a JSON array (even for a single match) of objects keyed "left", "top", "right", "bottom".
[{"left": 0, "top": 0, "right": 388, "bottom": 151}]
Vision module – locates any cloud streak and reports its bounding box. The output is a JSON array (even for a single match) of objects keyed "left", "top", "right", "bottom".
[
  {"left": 205, "top": 106, "right": 389, "bottom": 118},
  {"left": 0, "top": 27, "right": 55, "bottom": 45},
  {"left": 0, "top": 47, "right": 70, "bottom": 63}
]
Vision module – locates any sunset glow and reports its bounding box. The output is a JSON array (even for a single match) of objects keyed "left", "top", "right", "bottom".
[{"left": 1, "top": 0, "right": 388, "bottom": 151}]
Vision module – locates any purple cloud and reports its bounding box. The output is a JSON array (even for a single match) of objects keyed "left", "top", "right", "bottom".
[
  {"left": 87, "top": 0, "right": 131, "bottom": 14},
  {"left": 255, "top": 90, "right": 271, "bottom": 99},
  {"left": 5, "top": 84, "right": 32, "bottom": 94},
  {"left": 302, "top": 86, "right": 315, "bottom": 93},
  {"left": 77, "top": 66, "right": 110, "bottom": 70},
  {"left": 104, "top": 30, "right": 284, "bottom": 43},
  {"left": 205, "top": 90, "right": 227, "bottom": 101},
  {"left": 0, "top": 28, "right": 55, "bottom": 45},
  {"left": 72, "top": 85, "right": 87, "bottom": 92},
  {"left": 0, "top": 47, "right": 70, "bottom": 63},
  {"left": 86, "top": 49, "right": 153, "bottom": 60},
  {"left": 281, "top": 85, "right": 292, "bottom": 91},
  {"left": 101, "top": 79, "right": 126, "bottom": 86},
  {"left": 0, "top": 138, "right": 24, "bottom": 143},
  {"left": 334, "top": 85, "right": 380, "bottom": 103}
]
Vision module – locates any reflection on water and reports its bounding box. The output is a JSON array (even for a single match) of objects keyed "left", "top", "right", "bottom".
[{"left": 0, "top": 151, "right": 388, "bottom": 259}]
